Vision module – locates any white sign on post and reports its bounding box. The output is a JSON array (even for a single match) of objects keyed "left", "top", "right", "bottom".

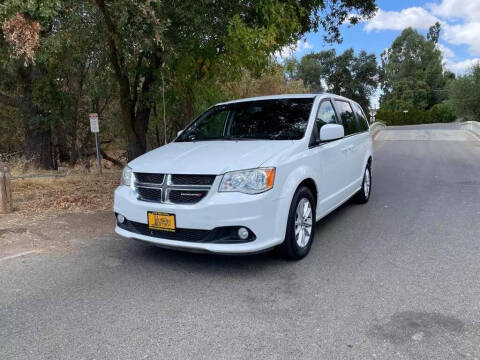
[
  {"left": 89, "top": 113, "right": 102, "bottom": 175},
  {"left": 89, "top": 113, "right": 99, "bottom": 133}
]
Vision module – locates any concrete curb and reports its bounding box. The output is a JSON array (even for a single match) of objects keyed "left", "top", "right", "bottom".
[
  {"left": 370, "top": 122, "right": 387, "bottom": 139},
  {"left": 461, "top": 121, "right": 480, "bottom": 140}
]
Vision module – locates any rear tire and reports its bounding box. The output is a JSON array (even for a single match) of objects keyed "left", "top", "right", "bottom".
[
  {"left": 354, "top": 164, "right": 371, "bottom": 204},
  {"left": 278, "top": 186, "right": 316, "bottom": 260}
]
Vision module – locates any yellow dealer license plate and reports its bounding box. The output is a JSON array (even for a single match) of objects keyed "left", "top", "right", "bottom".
[{"left": 148, "top": 212, "right": 176, "bottom": 232}]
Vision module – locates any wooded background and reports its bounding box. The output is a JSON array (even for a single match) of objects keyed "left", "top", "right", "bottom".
[{"left": 1, "top": 1, "right": 479, "bottom": 171}]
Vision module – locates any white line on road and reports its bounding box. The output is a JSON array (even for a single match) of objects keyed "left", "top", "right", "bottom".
[{"left": 0, "top": 250, "right": 40, "bottom": 263}]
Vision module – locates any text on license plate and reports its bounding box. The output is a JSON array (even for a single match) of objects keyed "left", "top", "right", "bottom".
[{"left": 148, "top": 212, "right": 176, "bottom": 232}]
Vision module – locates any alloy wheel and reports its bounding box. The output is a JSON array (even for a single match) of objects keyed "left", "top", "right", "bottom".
[{"left": 295, "top": 198, "right": 313, "bottom": 248}]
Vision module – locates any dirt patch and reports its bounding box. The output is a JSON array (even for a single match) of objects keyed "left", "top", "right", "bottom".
[
  {"left": 0, "top": 211, "right": 115, "bottom": 259},
  {"left": 1, "top": 168, "right": 120, "bottom": 259},
  {"left": 10, "top": 170, "right": 121, "bottom": 215}
]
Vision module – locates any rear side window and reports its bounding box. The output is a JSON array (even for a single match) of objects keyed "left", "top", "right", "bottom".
[
  {"left": 334, "top": 100, "right": 358, "bottom": 136},
  {"left": 352, "top": 103, "right": 369, "bottom": 132}
]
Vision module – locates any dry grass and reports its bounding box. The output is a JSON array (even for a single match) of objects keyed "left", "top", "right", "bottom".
[{"left": 10, "top": 170, "right": 121, "bottom": 215}]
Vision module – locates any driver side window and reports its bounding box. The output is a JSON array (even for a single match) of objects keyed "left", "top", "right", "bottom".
[
  {"left": 182, "top": 109, "right": 229, "bottom": 141},
  {"left": 312, "top": 100, "right": 338, "bottom": 143},
  {"left": 316, "top": 100, "right": 338, "bottom": 127}
]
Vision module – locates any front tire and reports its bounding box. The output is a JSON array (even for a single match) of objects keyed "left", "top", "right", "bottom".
[{"left": 278, "top": 186, "right": 316, "bottom": 260}]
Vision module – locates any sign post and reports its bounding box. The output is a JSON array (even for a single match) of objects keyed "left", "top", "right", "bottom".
[{"left": 89, "top": 113, "right": 102, "bottom": 175}]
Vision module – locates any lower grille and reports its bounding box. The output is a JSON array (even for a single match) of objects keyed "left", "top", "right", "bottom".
[
  {"left": 126, "top": 220, "right": 210, "bottom": 242},
  {"left": 117, "top": 217, "right": 255, "bottom": 244}
]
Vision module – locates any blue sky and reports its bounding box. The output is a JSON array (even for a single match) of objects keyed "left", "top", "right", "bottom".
[{"left": 283, "top": 0, "right": 480, "bottom": 107}]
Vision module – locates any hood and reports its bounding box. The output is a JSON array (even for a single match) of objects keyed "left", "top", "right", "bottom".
[{"left": 129, "top": 140, "right": 296, "bottom": 174}]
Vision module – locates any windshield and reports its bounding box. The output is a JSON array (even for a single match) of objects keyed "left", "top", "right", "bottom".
[{"left": 176, "top": 98, "right": 314, "bottom": 142}]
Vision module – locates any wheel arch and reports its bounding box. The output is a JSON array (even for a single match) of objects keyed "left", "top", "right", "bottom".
[
  {"left": 297, "top": 178, "right": 318, "bottom": 207},
  {"left": 273, "top": 165, "right": 320, "bottom": 243}
]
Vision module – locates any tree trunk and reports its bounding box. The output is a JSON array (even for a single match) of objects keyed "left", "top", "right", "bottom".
[
  {"left": 55, "top": 120, "right": 69, "bottom": 163},
  {"left": 19, "top": 65, "right": 57, "bottom": 170},
  {"left": 24, "top": 122, "right": 57, "bottom": 170},
  {"left": 118, "top": 89, "right": 144, "bottom": 161},
  {"left": 95, "top": 0, "right": 164, "bottom": 161},
  {"left": 132, "top": 105, "right": 150, "bottom": 157}
]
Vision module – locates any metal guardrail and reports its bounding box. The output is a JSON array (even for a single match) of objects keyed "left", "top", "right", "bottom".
[{"left": 461, "top": 121, "right": 480, "bottom": 138}]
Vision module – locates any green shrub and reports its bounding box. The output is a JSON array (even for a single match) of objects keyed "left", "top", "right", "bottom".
[
  {"left": 430, "top": 103, "right": 456, "bottom": 123},
  {"left": 377, "top": 104, "right": 456, "bottom": 125}
]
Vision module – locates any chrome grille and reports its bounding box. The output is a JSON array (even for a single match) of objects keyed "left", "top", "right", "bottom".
[{"left": 134, "top": 173, "right": 215, "bottom": 204}]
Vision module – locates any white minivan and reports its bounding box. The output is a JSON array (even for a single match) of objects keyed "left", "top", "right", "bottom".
[{"left": 114, "top": 94, "right": 373, "bottom": 259}]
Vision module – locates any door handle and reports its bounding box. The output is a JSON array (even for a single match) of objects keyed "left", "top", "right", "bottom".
[{"left": 341, "top": 146, "right": 350, "bottom": 153}]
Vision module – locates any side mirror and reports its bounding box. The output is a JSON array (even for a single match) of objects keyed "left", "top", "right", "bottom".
[
  {"left": 320, "top": 124, "right": 344, "bottom": 141},
  {"left": 177, "top": 130, "right": 183, "bottom": 137}
]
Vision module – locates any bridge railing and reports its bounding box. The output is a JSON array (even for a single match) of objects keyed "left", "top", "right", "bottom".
[
  {"left": 370, "top": 121, "right": 386, "bottom": 138},
  {"left": 461, "top": 121, "right": 480, "bottom": 138}
]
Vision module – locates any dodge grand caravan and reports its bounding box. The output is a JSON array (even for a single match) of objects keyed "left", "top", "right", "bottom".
[{"left": 114, "top": 94, "right": 373, "bottom": 259}]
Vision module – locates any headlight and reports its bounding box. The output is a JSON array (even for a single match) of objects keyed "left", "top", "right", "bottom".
[
  {"left": 121, "top": 166, "right": 134, "bottom": 188},
  {"left": 219, "top": 168, "right": 275, "bottom": 194}
]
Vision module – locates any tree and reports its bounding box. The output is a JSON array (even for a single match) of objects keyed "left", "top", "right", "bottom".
[
  {"left": 92, "top": 0, "right": 377, "bottom": 160},
  {"left": 296, "top": 55, "right": 324, "bottom": 92},
  {"left": 294, "top": 49, "right": 378, "bottom": 111},
  {"left": 427, "top": 22, "right": 441, "bottom": 44},
  {"left": 0, "top": 1, "right": 119, "bottom": 169},
  {"left": 1, "top": 0, "right": 377, "bottom": 167},
  {"left": 0, "top": 3, "right": 62, "bottom": 169},
  {"left": 379, "top": 27, "right": 446, "bottom": 111},
  {"left": 448, "top": 64, "right": 480, "bottom": 121}
]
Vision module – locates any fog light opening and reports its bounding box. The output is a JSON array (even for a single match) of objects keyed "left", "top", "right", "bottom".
[
  {"left": 117, "top": 214, "right": 125, "bottom": 224},
  {"left": 238, "top": 227, "right": 249, "bottom": 240}
]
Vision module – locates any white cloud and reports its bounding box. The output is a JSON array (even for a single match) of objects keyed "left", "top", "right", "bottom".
[
  {"left": 365, "top": 7, "right": 439, "bottom": 32},
  {"left": 445, "top": 58, "right": 480, "bottom": 74},
  {"left": 436, "top": 43, "right": 455, "bottom": 59},
  {"left": 298, "top": 40, "right": 313, "bottom": 51},
  {"left": 443, "top": 22, "right": 480, "bottom": 55},
  {"left": 276, "top": 39, "right": 313, "bottom": 60},
  {"left": 428, "top": 0, "right": 480, "bottom": 22},
  {"left": 360, "top": 2, "right": 480, "bottom": 78}
]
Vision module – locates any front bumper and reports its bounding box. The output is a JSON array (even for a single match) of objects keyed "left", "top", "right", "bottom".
[{"left": 113, "top": 185, "right": 287, "bottom": 254}]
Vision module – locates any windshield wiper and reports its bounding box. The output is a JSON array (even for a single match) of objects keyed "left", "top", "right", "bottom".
[
  {"left": 184, "top": 136, "right": 255, "bottom": 141},
  {"left": 177, "top": 135, "right": 280, "bottom": 142}
]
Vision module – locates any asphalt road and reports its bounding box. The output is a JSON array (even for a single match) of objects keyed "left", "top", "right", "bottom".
[{"left": 2, "top": 124, "right": 480, "bottom": 359}]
